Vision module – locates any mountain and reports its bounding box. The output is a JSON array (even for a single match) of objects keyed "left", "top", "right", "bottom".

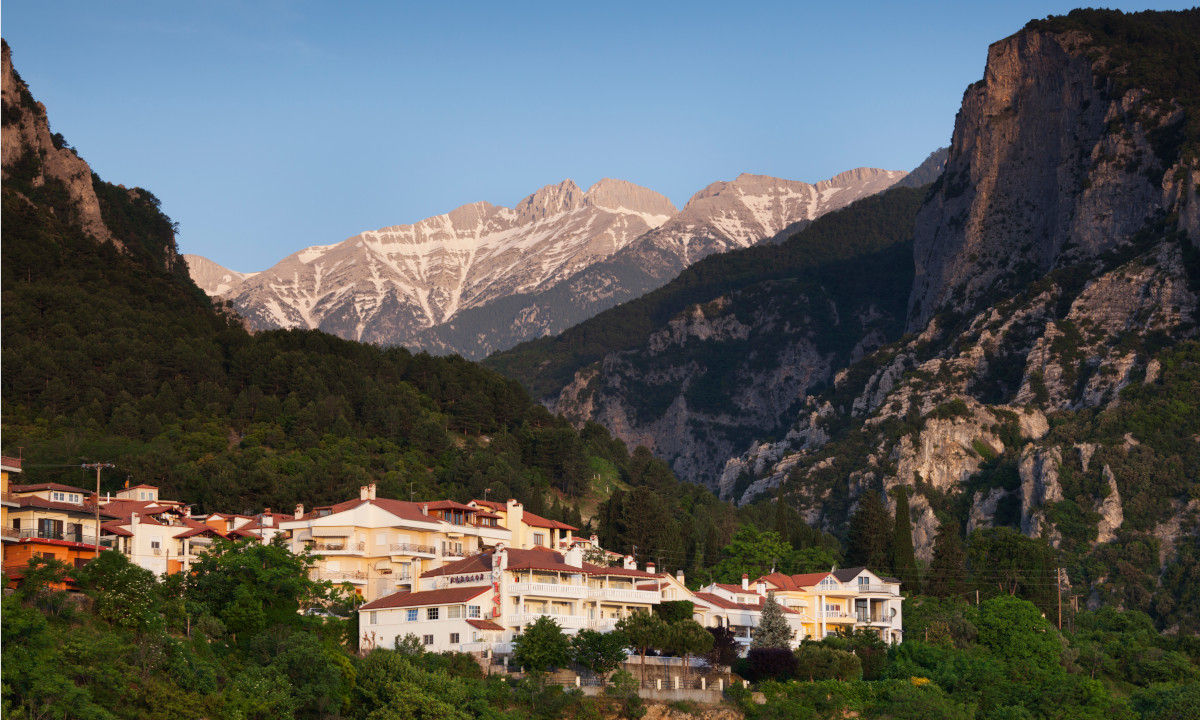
[
  {"left": 191, "top": 168, "right": 907, "bottom": 359},
  {"left": 490, "top": 9, "right": 1200, "bottom": 627},
  {"left": 184, "top": 254, "right": 254, "bottom": 295},
  {"left": 895, "top": 147, "right": 948, "bottom": 188},
  {"left": 0, "top": 39, "right": 733, "bottom": 557}
]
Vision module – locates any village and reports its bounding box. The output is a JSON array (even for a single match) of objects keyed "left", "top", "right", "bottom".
[{"left": 1, "top": 455, "right": 903, "bottom": 662}]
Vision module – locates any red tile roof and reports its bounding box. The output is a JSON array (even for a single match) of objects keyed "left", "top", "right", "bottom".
[
  {"left": 470, "top": 499, "right": 507, "bottom": 512},
  {"left": 757, "top": 571, "right": 832, "bottom": 591},
  {"left": 520, "top": 511, "right": 577, "bottom": 531},
  {"left": 693, "top": 592, "right": 800, "bottom": 615},
  {"left": 466, "top": 619, "right": 505, "bottom": 631},
  {"left": 423, "top": 500, "right": 477, "bottom": 511},
  {"left": 100, "top": 499, "right": 186, "bottom": 520},
  {"left": 422, "top": 548, "right": 660, "bottom": 579},
  {"left": 359, "top": 585, "right": 489, "bottom": 611},
  {"left": 100, "top": 521, "right": 133, "bottom": 537},
  {"left": 12, "top": 496, "right": 118, "bottom": 517},
  {"left": 11, "top": 482, "right": 89, "bottom": 493}
]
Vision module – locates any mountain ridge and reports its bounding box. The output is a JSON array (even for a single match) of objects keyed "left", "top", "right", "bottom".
[{"left": 190, "top": 166, "right": 908, "bottom": 358}]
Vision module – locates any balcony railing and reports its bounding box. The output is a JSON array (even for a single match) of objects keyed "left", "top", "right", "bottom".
[
  {"left": 312, "top": 541, "right": 366, "bottom": 553},
  {"left": 509, "top": 582, "right": 587, "bottom": 599},
  {"left": 390, "top": 542, "right": 437, "bottom": 555},
  {"left": 509, "top": 612, "right": 588, "bottom": 629},
  {"left": 1, "top": 526, "right": 19, "bottom": 540},
  {"left": 315, "top": 570, "right": 368, "bottom": 583},
  {"left": 591, "top": 587, "right": 659, "bottom": 604},
  {"left": 854, "top": 583, "right": 900, "bottom": 596},
  {"left": 15, "top": 528, "right": 99, "bottom": 545}
]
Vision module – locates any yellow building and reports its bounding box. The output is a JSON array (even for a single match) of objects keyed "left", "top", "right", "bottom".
[
  {"left": 279, "top": 484, "right": 512, "bottom": 602},
  {"left": 756, "top": 567, "right": 904, "bottom": 644},
  {"left": 1, "top": 456, "right": 23, "bottom": 563},
  {"left": 3, "top": 478, "right": 113, "bottom": 586},
  {"left": 468, "top": 499, "right": 576, "bottom": 549}
]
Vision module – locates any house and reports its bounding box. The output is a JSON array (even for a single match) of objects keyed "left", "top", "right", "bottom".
[
  {"left": 360, "top": 543, "right": 663, "bottom": 653},
  {"left": 753, "top": 567, "right": 904, "bottom": 644},
  {"left": 2, "top": 479, "right": 114, "bottom": 585},
  {"left": 690, "top": 575, "right": 808, "bottom": 650},
  {"left": 278, "top": 484, "right": 513, "bottom": 602},
  {"left": 1, "top": 456, "right": 22, "bottom": 563},
  {"left": 468, "top": 499, "right": 577, "bottom": 550}
]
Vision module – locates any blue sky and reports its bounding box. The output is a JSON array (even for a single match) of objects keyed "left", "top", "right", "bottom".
[{"left": 4, "top": 1, "right": 1192, "bottom": 270}]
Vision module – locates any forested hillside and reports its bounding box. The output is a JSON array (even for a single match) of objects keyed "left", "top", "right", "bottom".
[{"left": 0, "top": 41, "right": 733, "bottom": 566}]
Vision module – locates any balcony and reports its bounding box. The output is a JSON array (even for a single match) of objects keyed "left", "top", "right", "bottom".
[
  {"left": 509, "top": 582, "right": 587, "bottom": 599},
  {"left": 315, "top": 570, "right": 368, "bottom": 584},
  {"left": 390, "top": 542, "right": 437, "bottom": 555},
  {"left": 16, "top": 528, "right": 99, "bottom": 546},
  {"left": 854, "top": 583, "right": 900, "bottom": 596},
  {"left": 312, "top": 541, "right": 366, "bottom": 553},
  {"left": 1, "top": 526, "right": 19, "bottom": 541},
  {"left": 822, "top": 611, "right": 855, "bottom": 622},
  {"left": 591, "top": 587, "right": 660, "bottom": 604},
  {"left": 509, "top": 612, "right": 588, "bottom": 630}
]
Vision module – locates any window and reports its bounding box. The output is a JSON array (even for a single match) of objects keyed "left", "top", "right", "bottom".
[
  {"left": 422, "top": 635, "right": 434, "bottom": 646},
  {"left": 449, "top": 633, "right": 460, "bottom": 644},
  {"left": 368, "top": 611, "right": 377, "bottom": 624},
  {"left": 533, "top": 533, "right": 545, "bottom": 546},
  {"left": 447, "top": 605, "right": 462, "bottom": 619},
  {"left": 426, "top": 607, "right": 439, "bottom": 620},
  {"left": 406, "top": 609, "right": 418, "bottom": 622},
  {"left": 468, "top": 605, "right": 481, "bottom": 619},
  {"left": 858, "top": 576, "right": 869, "bottom": 587},
  {"left": 376, "top": 533, "right": 388, "bottom": 546}
]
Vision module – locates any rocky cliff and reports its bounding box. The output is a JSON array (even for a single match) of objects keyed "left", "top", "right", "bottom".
[{"left": 711, "top": 11, "right": 1200, "bottom": 614}]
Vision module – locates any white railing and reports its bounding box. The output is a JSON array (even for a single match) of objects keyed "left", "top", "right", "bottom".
[
  {"left": 390, "top": 542, "right": 437, "bottom": 555},
  {"left": 315, "top": 570, "right": 368, "bottom": 583},
  {"left": 855, "top": 583, "right": 900, "bottom": 596},
  {"left": 591, "top": 587, "right": 659, "bottom": 604},
  {"left": 509, "top": 582, "right": 587, "bottom": 599},
  {"left": 509, "top": 613, "right": 588, "bottom": 629}
]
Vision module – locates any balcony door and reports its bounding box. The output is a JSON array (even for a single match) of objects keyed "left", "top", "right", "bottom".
[{"left": 38, "top": 518, "right": 63, "bottom": 540}]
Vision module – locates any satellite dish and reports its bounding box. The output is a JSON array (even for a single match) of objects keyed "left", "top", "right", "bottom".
[{"left": 890, "top": 608, "right": 897, "bottom": 619}]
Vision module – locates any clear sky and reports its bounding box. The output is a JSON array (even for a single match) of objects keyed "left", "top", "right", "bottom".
[{"left": 3, "top": 1, "right": 1192, "bottom": 271}]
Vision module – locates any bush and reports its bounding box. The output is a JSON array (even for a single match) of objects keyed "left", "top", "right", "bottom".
[
  {"left": 793, "top": 644, "right": 863, "bottom": 682},
  {"left": 744, "top": 647, "right": 798, "bottom": 682}
]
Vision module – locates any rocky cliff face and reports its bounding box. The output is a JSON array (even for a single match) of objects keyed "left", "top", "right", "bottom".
[
  {"left": 192, "top": 169, "right": 905, "bottom": 359},
  {"left": 184, "top": 254, "right": 254, "bottom": 295},
  {"left": 2, "top": 41, "right": 113, "bottom": 246},
  {"left": 714, "top": 14, "right": 1200, "bottom": 587},
  {"left": 909, "top": 28, "right": 1194, "bottom": 331}
]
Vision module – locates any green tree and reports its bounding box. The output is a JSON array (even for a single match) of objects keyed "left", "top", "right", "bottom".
[
  {"left": 512, "top": 616, "right": 570, "bottom": 673},
  {"left": 616, "top": 612, "right": 667, "bottom": 688},
  {"left": 186, "top": 536, "right": 326, "bottom": 641},
  {"left": 928, "top": 519, "right": 968, "bottom": 598},
  {"left": 711, "top": 525, "right": 793, "bottom": 583},
  {"left": 751, "top": 592, "right": 793, "bottom": 649},
  {"left": 664, "top": 620, "right": 713, "bottom": 685},
  {"left": 570, "top": 629, "right": 628, "bottom": 678},
  {"left": 845, "top": 490, "right": 892, "bottom": 571},
  {"left": 654, "top": 600, "right": 694, "bottom": 624},
  {"left": 74, "top": 549, "right": 161, "bottom": 630},
  {"left": 891, "top": 485, "right": 920, "bottom": 593}
]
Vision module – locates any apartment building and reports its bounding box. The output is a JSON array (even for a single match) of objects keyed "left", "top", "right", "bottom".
[
  {"left": 755, "top": 567, "right": 904, "bottom": 644},
  {"left": 2, "top": 480, "right": 112, "bottom": 583},
  {"left": 1, "top": 456, "right": 21, "bottom": 563},
  {"left": 690, "top": 576, "right": 808, "bottom": 649},
  {"left": 468, "top": 499, "right": 576, "bottom": 549},
  {"left": 359, "top": 543, "right": 663, "bottom": 652},
  {"left": 278, "top": 484, "right": 512, "bottom": 602}
]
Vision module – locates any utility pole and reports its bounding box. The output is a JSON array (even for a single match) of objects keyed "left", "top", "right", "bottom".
[
  {"left": 81, "top": 462, "right": 114, "bottom": 554},
  {"left": 1056, "top": 568, "right": 1066, "bottom": 631}
]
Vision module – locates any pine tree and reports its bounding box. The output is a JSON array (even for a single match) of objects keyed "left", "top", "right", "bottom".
[
  {"left": 928, "top": 519, "right": 968, "bottom": 598},
  {"left": 751, "top": 592, "right": 793, "bottom": 649},
  {"left": 891, "top": 486, "right": 920, "bottom": 593},
  {"left": 845, "top": 490, "right": 892, "bottom": 571}
]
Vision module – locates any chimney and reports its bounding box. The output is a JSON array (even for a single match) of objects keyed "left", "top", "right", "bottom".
[
  {"left": 131, "top": 512, "right": 139, "bottom": 527},
  {"left": 646, "top": 562, "right": 656, "bottom": 575},
  {"left": 589, "top": 534, "right": 599, "bottom": 546},
  {"left": 741, "top": 574, "right": 749, "bottom": 590},
  {"left": 623, "top": 555, "right": 637, "bottom": 570},
  {"left": 359, "top": 485, "right": 369, "bottom": 501},
  {"left": 496, "top": 544, "right": 509, "bottom": 572},
  {"left": 564, "top": 545, "right": 583, "bottom": 568},
  {"left": 263, "top": 515, "right": 273, "bottom": 528},
  {"left": 422, "top": 503, "right": 429, "bottom": 516},
  {"left": 294, "top": 503, "right": 304, "bottom": 520},
  {"left": 757, "top": 581, "right": 766, "bottom": 596},
  {"left": 506, "top": 499, "right": 523, "bottom": 527},
  {"left": 676, "top": 570, "right": 685, "bottom": 585},
  {"left": 368, "top": 483, "right": 377, "bottom": 500}
]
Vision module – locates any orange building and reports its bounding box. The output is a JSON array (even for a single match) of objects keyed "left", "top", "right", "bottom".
[
  {"left": 1, "top": 456, "right": 23, "bottom": 563},
  {"left": 3, "top": 477, "right": 114, "bottom": 587}
]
